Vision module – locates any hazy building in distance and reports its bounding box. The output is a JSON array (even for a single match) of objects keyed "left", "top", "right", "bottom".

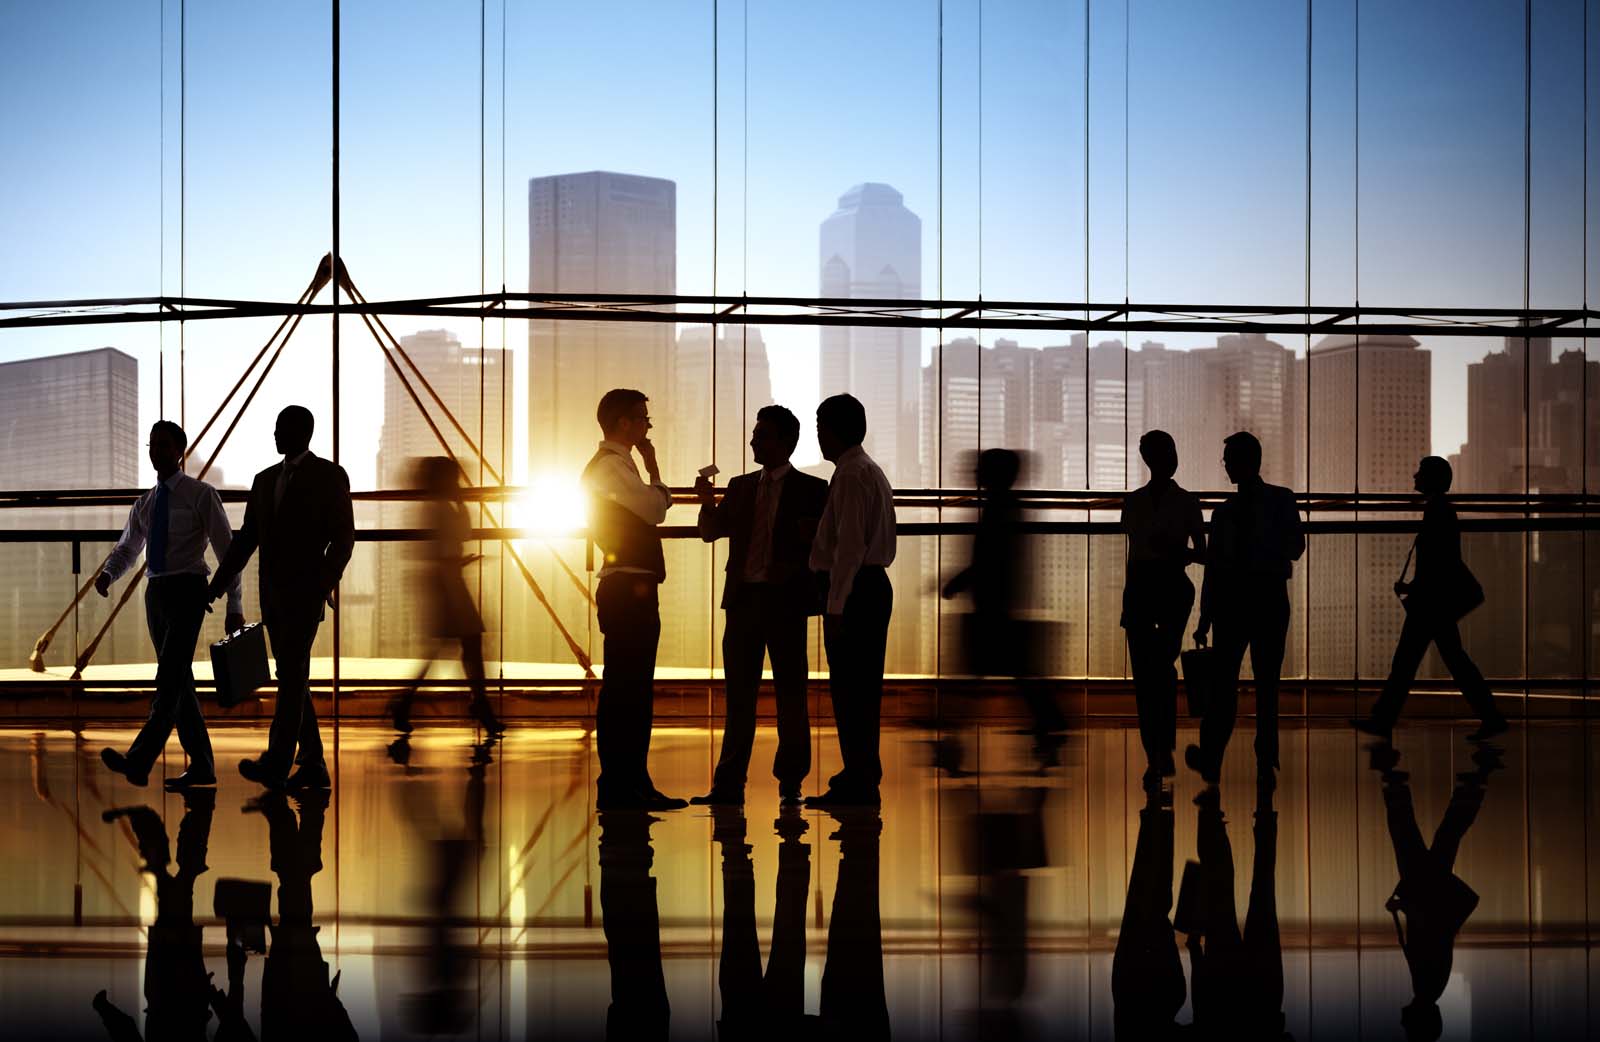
[
  {"left": 373, "top": 330, "right": 509, "bottom": 662},
  {"left": 0, "top": 348, "right": 142, "bottom": 667}
]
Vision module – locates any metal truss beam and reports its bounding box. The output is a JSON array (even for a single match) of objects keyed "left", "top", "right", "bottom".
[{"left": 1, "top": 291, "right": 1592, "bottom": 338}]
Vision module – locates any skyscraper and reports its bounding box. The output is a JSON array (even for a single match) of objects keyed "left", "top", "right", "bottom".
[{"left": 0, "top": 348, "right": 141, "bottom": 667}]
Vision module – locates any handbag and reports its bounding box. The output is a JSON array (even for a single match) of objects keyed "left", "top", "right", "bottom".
[
  {"left": 1397, "top": 538, "right": 1485, "bottom": 622},
  {"left": 1181, "top": 644, "right": 1214, "bottom": 718},
  {"left": 210, "top": 623, "right": 270, "bottom": 709}
]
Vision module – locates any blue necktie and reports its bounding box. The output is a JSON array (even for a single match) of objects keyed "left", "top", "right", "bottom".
[{"left": 149, "top": 483, "right": 170, "bottom": 573}]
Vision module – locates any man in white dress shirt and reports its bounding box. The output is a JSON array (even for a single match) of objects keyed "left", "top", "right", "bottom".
[
  {"left": 806, "top": 393, "right": 896, "bottom": 807},
  {"left": 581, "top": 388, "right": 687, "bottom": 811},
  {"left": 97, "top": 420, "right": 244, "bottom": 790}
]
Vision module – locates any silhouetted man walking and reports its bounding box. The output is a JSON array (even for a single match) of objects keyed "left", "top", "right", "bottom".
[
  {"left": 807, "top": 394, "right": 896, "bottom": 808},
  {"left": 98, "top": 420, "right": 244, "bottom": 791},
  {"left": 1120, "top": 431, "right": 1205, "bottom": 785},
  {"left": 1186, "top": 431, "right": 1303, "bottom": 791},
  {"left": 692, "top": 405, "right": 828, "bottom": 807},
  {"left": 582, "top": 388, "right": 686, "bottom": 811},
  {"left": 210, "top": 406, "right": 354, "bottom": 792},
  {"left": 1353, "top": 456, "right": 1506, "bottom": 743}
]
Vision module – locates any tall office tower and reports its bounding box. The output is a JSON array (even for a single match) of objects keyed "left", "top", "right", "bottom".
[
  {"left": 1138, "top": 341, "right": 1223, "bottom": 488},
  {"left": 1210, "top": 333, "right": 1300, "bottom": 487},
  {"left": 1299, "top": 334, "right": 1431, "bottom": 678},
  {"left": 0, "top": 348, "right": 141, "bottom": 666},
  {"left": 528, "top": 172, "right": 675, "bottom": 670},
  {"left": 820, "top": 183, "right": 925, "bottom": 673},
  {"left": 661, "top": 326, "right": 774, "bottom": 668},
  {"left": 528, "top": 171, "right": 676, "bottom": 473},
  {"left": 819, "top": 183, "right": 923, "bottom": 486},
  {"left": 372, "top": 330, "right": 509, "bottom": 662},
  {"left": 1457, "top": 336, "right": 1600, "bottom": 677}
]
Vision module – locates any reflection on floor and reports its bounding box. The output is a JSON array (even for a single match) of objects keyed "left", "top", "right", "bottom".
[{"left": 1, "top": 719, "right": 1594, "bottom": 1040}]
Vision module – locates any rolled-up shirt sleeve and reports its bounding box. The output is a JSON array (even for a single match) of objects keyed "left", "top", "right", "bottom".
[
  {"left": 591, "top": 453, "right": 672, "bottom": 524},
  {"left": 202, "top": 485, "right": 245, "bottom": 616},
  {"left": 101, "top": 496, "right": 148, "bottom": 584}
]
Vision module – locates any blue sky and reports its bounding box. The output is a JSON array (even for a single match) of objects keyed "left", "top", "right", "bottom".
[{"left": 2, "top": 0, "right": 1593, "bottom": 486}]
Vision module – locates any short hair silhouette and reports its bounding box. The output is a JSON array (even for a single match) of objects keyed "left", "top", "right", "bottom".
[
  {"left": 414, "top": 455, "right": 460, "bottom": 493},
  {"left": 1418, "top": 455, "right": 1453, "bottom": 494},
  {"left": 976, "top": 448, "right": 1020, "bottom": 490},
  {"left": 756, "top": 404, "right": 801, "bottom": 451},
  {"left": 816, "top": 393, "right": 867, "bottom": 447},
  {"left": 278, "top": 405, "right": 315, "bottom": 440},
  {"left": 596, "top": 388, "right": 648, "bottom": 434},
  {"left": 150, "top": 420, "right": 188, "bottom": 454},
  {"left": 1138, "top": 430, "right": 1177, "bottom": 475},
  {"left": 1223, "top": 430, "right": 1262, "bottom": 474}
]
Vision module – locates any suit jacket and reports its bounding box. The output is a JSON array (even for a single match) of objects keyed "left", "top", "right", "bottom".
[
  {"left": 699, "top": 467, "right": 829, "bottom": 613},
  {"left": 216, "top": 453, "right": 355, "bottom": 629}
]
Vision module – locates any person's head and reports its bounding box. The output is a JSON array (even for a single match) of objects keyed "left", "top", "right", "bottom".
[
  {"left": 274, "top": 406, "right": 314, "bottom": 457},
  {"left": 975, "top": 448, "right": 1021, "bottom": 491},
  {"left": 751, "top": 404, "right": 800, "bottom": 468},
  {"left": 596, "top": 388, "right": 652, "bottom": 448},
  {"left": 816, "top": 393, "right": 866, "bottom": 462},
  {"left": 1222, "top": 430, "right": 1262, "bottom": 484},
  {"left": 414, "top": 455, "right": 460, "bottom": 497},
  {"left": 1401, "top": 1000, "right": 1443, "bottom": 1042},
  {"left": 1139, "top": 429, "right": 1178, "bottom": 482},
  {"left": 1415, "top": 455, "right": 1453, "bottom": 497},
  {"left": 148, "top": 420, "right": 187, "bottom": 477}
]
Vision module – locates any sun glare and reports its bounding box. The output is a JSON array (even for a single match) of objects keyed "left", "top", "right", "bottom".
[{"left": 519, "top": 473, "right": 588, "bottom": 538}]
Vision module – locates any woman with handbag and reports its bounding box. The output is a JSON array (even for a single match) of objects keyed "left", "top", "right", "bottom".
[{"left": 1352, "top": 456, "right": 1505, "bottom": 742}]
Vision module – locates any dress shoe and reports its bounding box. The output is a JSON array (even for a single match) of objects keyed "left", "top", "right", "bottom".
[
  {"left": 1157, "top": 750, "right": 1177, "bottom": 777},
  {"left": 163, "top": 769, "right": 217, "bottom": 791},
  {"left": 386, "top": 697, "right": 414, "bottom": 735},
  {"left": 689, "top": 788, "right": 744, "bottom": 806},
  {"left": 285, "top": 762, "right": 332, "bottom": 790},
  {"left": 100, "top": 748, "right": 148, "bottom": 787},
  {"left": 237, "top": 757, "right": 286, "bottom": 791},
  {"left": 1184, "top": 743, "right": 1218, "bottom": 785},
  {"left": 470, "top": 698, "right": 507, "bottom": 737},
  {"left": 779, "top": 783, "right": 803, "bottom": 807},
  {"left": 642, "top": 791, "right": 688, "bottom": 811},
  {"left": 804, "top": 786, "right": 880, "bottom": 809},
  {"left": 1467, "top": 716, "right": 1509, "bottom": 743},
  {"left": 1351, "top": 716, "right": 1393, "bottom": 741}
]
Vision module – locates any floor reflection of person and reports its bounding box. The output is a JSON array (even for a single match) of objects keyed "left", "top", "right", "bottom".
[
  {"left": 1112, "top": 787, "right": 1185, "bottom": 1041},
  {"left": 965, "top": 788, "right": 1048, "bottom": 1039},
  {"left": 598, "top": 810, "right": 670, "bottom": 1040},
  {"left": 713, "top": 805, "right": 812, "bottom": 1040},
  {"left": 387, "top": 456, "right": 504, "bottom": 737},
  {"left": 818, "top": 807, "right": 888, "bottom": 1039},
  {"left": 94, "top": 790, "right": 217, "bottom": 1042},
  {"left": 1186, "top": 784, "right": 1286, "bottom": 1040},
  {"left": 1369, "top": 740, "right": 1501, "bottom": 1042}
]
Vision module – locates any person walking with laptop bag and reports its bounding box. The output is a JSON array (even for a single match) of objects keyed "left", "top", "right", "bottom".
[{"left": 1352, "top": 456, "right": 1506, "bottom": 743}]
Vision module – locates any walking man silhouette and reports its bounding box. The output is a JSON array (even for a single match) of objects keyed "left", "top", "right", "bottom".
[
  {"left": 1120, "top": 430, "right": 1205, "bottom": 786},
  {"left": 807, "top": 393, "right": 896, "bottom": 808},
  {"left": 691, "top": 405, "right": 828, "bottom": 807},
  {"left": 1352, "top": 456, "right": 1506, "bottom": 743},
  {"left": 582, "top": 388, "right": 686, "bottom": 811},
  {"left": 1186, "top": 431, "right": 1304, "bottom": 791},
  {"left": 209, "top": 406, "right": 354, "bottom": 792},
  {"left": 98, "top": 420, "right": 244, "bottom": 790}
]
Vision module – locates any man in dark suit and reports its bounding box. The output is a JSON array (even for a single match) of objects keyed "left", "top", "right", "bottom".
[
  {"left": 691, "top": 405, "right": 829, "bottom": 807},
  {"left": 209, "top": 406, "right": 354, "bottom": 791}
]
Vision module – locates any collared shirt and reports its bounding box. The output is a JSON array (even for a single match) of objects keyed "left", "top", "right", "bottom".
[
  {"left": 809, "top": 444, "right": 896, "bottom": 614},
  {"left": 741, "top": 462, "right": 792, "bottom": 583},
  {"left": 583, "top": 439, "right": 672, "bottom": 579},
  {"left": 102, "top": 471, "right": 244, "bottom": 615}
]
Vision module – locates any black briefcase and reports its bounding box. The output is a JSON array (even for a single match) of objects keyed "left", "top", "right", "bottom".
[
  {"left": 213, "top": 877, "right": 272, "bottom": 953},
  {"left": 210, "top": 623, "right": 270, "bottom": 709},
  {"left": 1180, "top": 645, "right": 1214, "bottom": 718}
]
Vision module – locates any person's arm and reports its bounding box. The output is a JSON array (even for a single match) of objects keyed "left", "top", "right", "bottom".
[
  {"left": 593, "top": 453, "right": 672, "bottom": 525},
  {"left": 201, "top": 485, "right": 245, "bottom": 624},
  {"left": 697, "top": 475, "right": 734, "bottom": 541},
  {"left": 210, "top": 481, "right": 260, "bottom": 600},
  {"left": 1282, "top": 488, "right": 1306, "bottom": 562},
  {"left": 1185, "top": 495, "right": 1207, "bottom": 565},
  {"left": 824, "top": 468, "right": 871, "bottom": 615},
  {"left": 1196, "top": 505, "right": 1219, "bottom": 642},
  {"left": 96, "top": 497, "right": 148, "bottom": 593},
  {"left": 318, "top": 466, "right": 356, "bottom": 598}
]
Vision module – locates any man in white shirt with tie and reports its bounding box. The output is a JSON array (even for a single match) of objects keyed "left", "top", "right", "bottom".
[
  {"left": 97, "top": 420, "right": 244, "bottom": 790},
  {"left": 581, "top": 388, "right": 687, "bottom": 811},
  {"left": 807, "top": 393, "right": 897, "bottom": 807}
]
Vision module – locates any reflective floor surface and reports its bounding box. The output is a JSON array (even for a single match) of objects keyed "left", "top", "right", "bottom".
[{"left": 2, "top": 717, "right": 1597, "bottom": 1040}]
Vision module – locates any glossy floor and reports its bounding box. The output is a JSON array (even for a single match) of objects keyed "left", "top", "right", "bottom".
[{"left": 2, "top": 718, "right": 1596, "bottom": 1040}]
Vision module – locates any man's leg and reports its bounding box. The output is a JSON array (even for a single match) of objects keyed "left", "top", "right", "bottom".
[
  {"left": 839, "top": 569, "right": 891, "bottom": 794},
  {"left": 1250, "top": 593, "right": 1289, "bottom": 773},
  {"left": 1432, "top": 620, "right": 1503, "bottom": 726},
  {"left": 1370, "top": 613, "right": 1434, "bottom": 729},
  {"left": 263, "top": 619, "right": 316, "bottom": 777},
  {"left": 713, "top": 588, "right": 765, "bottom": 794},
  {"left": 765, "top": 595, "right": 812, "bottom": 792},
  {"left": 125, "top": 580, "right": 191, "bottom": 773},
  {"left": 595, "top": 577, "right": 633, "bottom": 801},
  {"left": 632, "top": 584, "right": 662, "bottom": 793},
  {"left": 1199, "top": 619, "right": 1248, "bottom": 779},
  {"left": 1126, "top": 622, "right": 1162, "bottom": 764}
]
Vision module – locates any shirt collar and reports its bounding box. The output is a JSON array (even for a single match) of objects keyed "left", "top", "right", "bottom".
[
  {"left": 598, "top": 439, "right": 633, "bottom": 459},
  {"left": 835, "top": 444, "right": 866, "bottom": 468},
  {"left": 761, "top": 462, "right": 792, "bottom": 483},
  {"left": 284, "top": 449, "right": 312, "bottom": 468},
  {"left": 156, "top": 470, "right": 185, "bottom": 492}
]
